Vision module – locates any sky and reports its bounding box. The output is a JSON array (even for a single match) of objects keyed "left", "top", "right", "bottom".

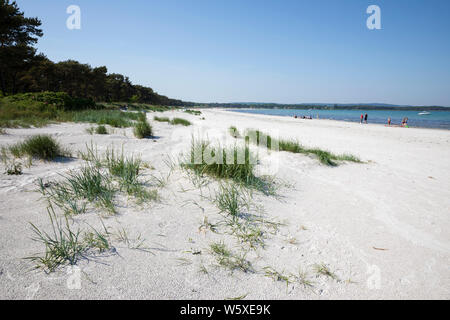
[{"left": 16, "top": 0, "right": 450, "bottom": 106}]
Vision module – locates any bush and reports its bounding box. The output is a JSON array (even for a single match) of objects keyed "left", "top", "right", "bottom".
[
  {"left": 134, "top": 119, "right": 153, "bottom": 138},
  {"left": 9, "top": 135, "right": 70, "bottom": 160},
  {"left": 95, "top": 125, "right": 108, "bottom": 134}
]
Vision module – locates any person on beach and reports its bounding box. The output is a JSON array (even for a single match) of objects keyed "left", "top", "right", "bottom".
[
  {"left": 402, "top": 117, "right": 409, "bottom": 127},
  {"left": 360, "top": 114, "right": 364, "bottom": 124},
  {"left": 364, "top": 113, "right": 368, "bottom": 124},
  {"left": 388, "top": 117, "right": 391, "bottom": 126}
]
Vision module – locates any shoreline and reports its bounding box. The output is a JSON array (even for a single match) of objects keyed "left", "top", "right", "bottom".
[{"left": 217, "top": 108, "right": 450, "bottom": 132}]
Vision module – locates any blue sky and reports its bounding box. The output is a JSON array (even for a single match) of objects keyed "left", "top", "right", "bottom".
[{"left": 16, "top": 0, "right": 450, "bottom": 106}]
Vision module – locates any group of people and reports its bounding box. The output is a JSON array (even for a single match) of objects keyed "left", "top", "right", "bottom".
[
  {"left": 293, "top": 115, "right": 312, "bottom": 119},
  {"left": 387, "top": 116, "right": 408, "bottom": 127},
  {"left": 360, "top": 113, "right": 368, "bottom": 124}
]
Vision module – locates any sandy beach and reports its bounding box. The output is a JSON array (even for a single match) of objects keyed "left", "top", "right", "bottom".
[{"left": 0, "top": 108, "right": 449, "bottom": 300}]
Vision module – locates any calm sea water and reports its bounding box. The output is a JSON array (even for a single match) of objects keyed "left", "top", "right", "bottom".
[{"left": 229, "top": 109, "right": 450, "bottom": 130}]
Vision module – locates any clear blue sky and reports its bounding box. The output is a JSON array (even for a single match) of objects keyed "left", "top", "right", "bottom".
[{"left": 16, "top": 0, "right": 450, "bottom": 106}]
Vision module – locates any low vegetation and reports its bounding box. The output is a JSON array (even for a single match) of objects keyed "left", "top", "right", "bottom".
[
  {"left": 184, "top": 109, "right": 202, "bottom": 116},
  {"left": 229, "top": 127, "right": 360, "bottom": 166},
  {"left": 170, "top": 117, "right": 192, "bottom": 126},
  {"left": 134, "top": 116, "right": 153, "bottom": 139},
  {"left": 7, "top": 135, "right": 70, "bottom": 161},
  {"left": 229, "top": 126, "right": 240, "bottom": 138},
  {"left": 39, "top": 144, "right": 158, "bottom": 215},
  {"left": 26, "top": 206, "right": 113, "bottom": 272},
  {"left": 95, "top": 125, "right": 108, "bottom": 134},
  {"left": 209, "top": 242, "right": 253, "bottom": 273},
  {"left": 153, "top": 116, "right": 170, "bottom": 123}
]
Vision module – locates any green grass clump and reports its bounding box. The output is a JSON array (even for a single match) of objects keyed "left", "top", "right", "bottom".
[
  {"left": 95, "top": 125, "right": 108, "bottom": 134},
  {"left": 134, "top": 116, "right": 153, "bottom": 139},
  {"left": 209, "top": 242, "right": 253, "bottom": 273},
  {"left": 42, "top": 144, "right": 158, "bottom": 214},
  {"left": 5, "top": 160, "right": 23, "bottom": 175},
  {"left": 214, "top": 183, "right": 248, "bottom": 218},
  {"left": 104, "top": 148, "right": 156, "bottom": 202},
  {"left": 9, "top": 135, "right": 70, "bottom": 161},
  {"left": 229, "top": 126, "right": 240, "bottom": 138},
  {"left": 39, "top": 164, "right": 116, "bottom": 214},
  {"left": 241, "top": 129, "right": 360, "bottom": 166},
  {"left": 184, "top": 109, "right": 202, "bottom": 116},
  {"left": 183, "top": 138, "right": 255, "bottom": 184},
  {"left": 170, "top": 117, "right": 192, "bottom": 126},
  {"left": 278, "top": 139, "right": 361, "bottom": 166},
  {"left": 153, "top": 116, "right": 170, "bottom": 122},
  {"left": 26, "top": 206, "right": 112, "bottom": 272},
  {"left": 183, "top": 138, "right": 276, "bottom": 194}
]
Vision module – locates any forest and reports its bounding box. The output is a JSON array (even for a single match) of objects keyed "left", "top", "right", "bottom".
[{"left": 0, "top": 0, "right": 192, "bottom": 106}]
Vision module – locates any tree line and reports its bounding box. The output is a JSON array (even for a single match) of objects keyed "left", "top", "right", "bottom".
[{"left": 0, "top": 0, "right": 192, "bottom": 106}]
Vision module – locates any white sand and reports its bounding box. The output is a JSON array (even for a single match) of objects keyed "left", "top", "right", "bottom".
[{"left": 0, "top": 109, "right": 449, "bottom": 300}]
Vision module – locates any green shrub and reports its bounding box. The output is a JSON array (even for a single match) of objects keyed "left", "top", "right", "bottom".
[
  {"left": 134, "top": 119, "right": 153, "bottom": 138},
  {"left": 95, "top": 125, "right": 108, "bottom": 134},
  {"left": 9, "top": 135, "right": 70, "bottom": 160}
]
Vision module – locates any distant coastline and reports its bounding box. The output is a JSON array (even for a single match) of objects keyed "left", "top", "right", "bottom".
[{"left": 197, "top": 103, "right": 450, "bottom": 111}]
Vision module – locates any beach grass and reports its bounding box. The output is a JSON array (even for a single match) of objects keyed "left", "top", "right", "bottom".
[
  {"left": 8, "top": 135, "right": 70, "bottom": 161},
  {"left": 133, "top": 117, "right": 153, "bottom": 138},
  {"left": 64, "top": 110, "right": 140, "bottom": 128},
  {"left": 209, "top": 242, "right": 253, "bottom": 273},
  {"left": 170, "top": 117, "right": 192, "bottom": 126},
  {"left": 313, "top": 263, "right": 339, "bottom": 280},
  {"left": 153, "top": 116, "right": 170, "bottom": 122},
  {"left": 229, "top": 126, "right": 240, "bottom": 138},
  {"left": 183, "top": 109, "right": 202, "bottom": 116},
  {"left": 95, "top": 125, "right": 108, "bottom": 134},
  {"left": 236, "top": 128, "right": 361, "bottom": 166},
  {"left": 26, "top": 206, "right": 112, "bottom": 272}
]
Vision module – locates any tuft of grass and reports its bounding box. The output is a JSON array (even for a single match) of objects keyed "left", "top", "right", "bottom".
[
  {"left": 209, "top": 242, "right": 253, "bottom": 273},
  {"left": 170, "top": 117, "right": 192, "bottom": 126},
  {"left": 134, "top": 117, "right": 153, "bottom": 139},
  {"left": 183, "top": 138, "right": 254, "bottom": 184},
  {"left": 25, "top": 206, "right": 113, "bottom": 272},
  {"left": 214, "top": 183, "right": 248, "bottom": 218},
  {"left": 241, "top": 128, "right": 361, "bottom": 166},
  {"left": 39, "top": 164, "right": 116, "bottom": 214},
  {"left": 153, "top": 116, "right": 170, "bottom": 122},
  {"left": 183, "top": 138, "right": 277, "bottom": 195},
  {"left": 8, "top": 135, "right": 70, "bottom": 161},
  {"left": 263, "top": 267, "right": 292, "bottom": 290},
  {"left": 104, "top": 148, "right": 158, "bottom": 203},
  {"left": 313, "top": 263, "right": 339, "bottom": 280},
  {"left": 184, "top": 109, "right": 202, "bottom": 116},
  {"left": 5, "top": 160, "right": 23, "bottom": 175},
  {"left": 95, "top": 125, "right": 108, "bottom": 135},
  {"left": 229, "top": 126, "right": 240, "bottom": 138}
]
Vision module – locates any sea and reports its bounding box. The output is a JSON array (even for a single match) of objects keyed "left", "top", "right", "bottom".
[{"left": 228, "top": 109, "right": 450, "bottom": 130}]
